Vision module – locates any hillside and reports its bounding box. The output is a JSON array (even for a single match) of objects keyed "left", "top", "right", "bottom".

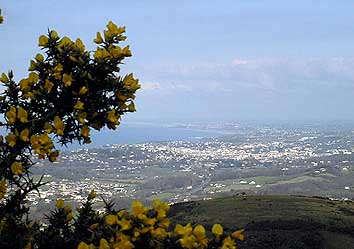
[{"left": 169, "top": 195, "right": 354, "bottom": 249}]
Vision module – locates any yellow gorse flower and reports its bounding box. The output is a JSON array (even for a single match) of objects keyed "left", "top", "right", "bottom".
[
  {"left": 74, "top": 100, "right": 84, "bottom": 110},
  {"left": 105, "top": 214, "right": 118, "bottom": 226},
  {"left": 44, "top": 79, "right": 54, "bottom": 92},
  {"left": 80, "top": 126, "right": 90, "bottom": 138},
  {"left": 212, "top": 223, "right": 223, "bottom": 237},
  {"left": 63, "top": 73, "right": 74, "bottom": 87},
  {"left": 131, "top": 201, "right": 148, "bottom": 220},
  {"left": 6, "top": 133, "right": 16, "bottom": 147},
  {"left": 99, "top": 238, "right": 110, "bottom": 249},
  {"left": 20, "top": 129, "right": 30, "bottom": 142},
  {"left": 38, "top": 35, "right": 49, "bottom": 47},
  {"left": 94, "top": 32, "right": 104, "bottom": 44},
  {"left": 53, "top": 116, "right": 65, "bottom": 135},
  {"left": 107, "top": 109, "right": 119, "bottom": 124},
  {"left": 77, "top": 242, "right": 89, "bottom": 249},
  {"left": 79, "top": 86, "right": 88, "bottom": 95},
  {"left": 10, "top": 161, "right": 23, "bottom": 175},
  {"left": 88, "top": 190, "right": 96, "bottom": 200},
  {"left": 76, "top": 112, "right": 87, "bottom": 124},
  {"left": 0, "top": 73, "right": 9, "bottom": 83},
  {"left": 55, "top": 199, "right": 65, "bottom": 209},
  {"left": 17, "top": 107, "right": 29, "bottom": 123},
  {"left": 231, "top": 229, "right": 245, "bottom": 241},
  {"left": 221, "top": 236, "right": 236, "bottom": 249},
  {"left": 0, "top": 179, "right": 7, "bottom": 199},
  {"left": 5, "top": 106, "right": 16, "bottom": 124}
]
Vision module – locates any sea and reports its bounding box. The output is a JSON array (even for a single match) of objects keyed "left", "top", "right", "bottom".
[{"left": 62, "top": 122, "right": 223, "bottom": 151}]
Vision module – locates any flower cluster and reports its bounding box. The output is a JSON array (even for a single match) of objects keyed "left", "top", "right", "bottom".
[
  {"left": 0, "top": 18, "right": 246, "bottom": 249},
  {"left": 35, "top": 195, "right": 244, "bottom": 249},
  {"left": 0, "top": 21, "right": 140, "bottom": 248},
  {"left": 0, "top": 21, "right": 139, "bottom": 177}
]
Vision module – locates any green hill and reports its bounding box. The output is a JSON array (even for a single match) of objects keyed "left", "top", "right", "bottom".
[{"left": 169, "top": 195, "right": 354, "bottom": 249}]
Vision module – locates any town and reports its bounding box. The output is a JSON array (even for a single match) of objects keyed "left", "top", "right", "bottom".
[{"left": 29, "top": 122, "right": 354, "bottom": 214}]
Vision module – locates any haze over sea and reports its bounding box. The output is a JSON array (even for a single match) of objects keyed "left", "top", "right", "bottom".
[{"left": 64, "top": 122, "right": 223, "bottom": 150}]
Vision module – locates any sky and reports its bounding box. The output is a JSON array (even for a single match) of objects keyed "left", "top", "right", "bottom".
[{"left": 0, "top": 0, "right": 354, "bottom": 123}]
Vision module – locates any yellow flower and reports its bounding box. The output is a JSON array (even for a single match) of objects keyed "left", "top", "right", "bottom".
[
  {"left": 77, "top": 242, "right": 89, "bottom": 249},
  {"left": 152, "top": 199, "right": 170, "bottom": 214},
  {"left": 144, "top": 218, "right": 156, "bottom": 226},
  {"left": 0, "top": 73, "right": 9, "bottom": 83},
  {"left": 122, "top": 46, "right": 132, "bottom": 57},
  {"left": 231, "top": 229, "right": 244, "bottom": 241},
  {"left": 53, "top": 64, "right": 63, "bottom": 79},
  {"left": 221, "top": 236, "right": 236, "bottom": 249},
  {"left": 63, "top": 74, "right": 74, "bottom": 87},
  {"left": 19, "top": 79, "right": 30, "bottom": 91},
  {"left": 117, "top": 219, "right": 131, "bottom": 231},
  {"left": 59, "top": 36, "right": 73, "bottom": 48},
  {"left": 0, "top": 179, "right": 7, "bottom": 200},
  {"left": 28, "top": 72, "right": 39, "bottom": 83},
  {"left": 123, "top": 73, "right": 140, "bottom": 91},
  {"left": 99, "top": 238, "right": 110, "bottom": 249},
  {"left": 157, "top": 210, "right": 166, "bottom": 220},
  {"left": 20, "top": 129, "right": 30, "bottom": 142},
  {"left": 107, "top": 109, "right": 119, "bottom": 124},
  {"left": 80, "top": 125, "right": 90, "bottom": 138},
  {"left": 110, "top": 46, "right": 123, "bottom": 58},
  {"left": 50, "top": 30, "right": 59, "bottom": 39},
  {"left": 76, "top": 112, "right": 87, "bottom": 124},
  {"left": 94, "top": 32, "right": 104, "bottom": 44},
  {"left": 66, "top": 212, "right": 73, "bottom": 221},
  {"left": 75, "top": 38, "right": 85, "bottom": 52},
  {"left": 6, "top": 133, "right": 16, "bottom": 147},
  {"left": 49, "top": 150, "right": 59, "bottom": 162},
  {"left": 193, "top": 224, "right": 206, "bottom": 239},
  {"left": 179, "top": 235, "right": 196, "bottom": 249},
  {"left": 55, "top": 199, "right": 65, "bottom": 209},
  {"left": 5, "top": 106, "right": 16, "bottom": 124},
  {"left": 74, "top": 100, "right": 84, "bottom": 110},
  {"left": 64, "top": 205, "right": 72, "bottom": 213},
  {"left": 44, "top": 122, "right": 53, "bottom": 133},
  {"left": 38, "top": 35, "right": 49, "bottom": 47},
  {"left": 212, "top": 223, "right": 223, "bottom": 237},
  {"left": 107, "top": 21, "right": 119, "bottom": 34},
  {"left": 127, "top": 102, "right": 136, "bottom": 112},
  {"left": 79, "top": 86, "right": 88, "bottom": 95},
  {"left": 28, "top": 60, "right": 37, "bottom": 71},
  {"left": 11, "top": 161, "right": 23, "bottom": 175},
  {"left": 17, "top": 107, "right": 29, "bottom": 123},
  {"left": 94, "top": 48, "right": 110, "bottom": 61},
  {"left": 158, "top": 218, "right": 170, "bottom": 229},
  {"left": 174, "top": 223, "right": 193, "bottom": 237},
  {"left": 151, "top": 227, "right": 167, "bottom": 239},
  {"left": 88, "top": 190, "right": 96, "bottom": 200},
  {"left": 105, "top": 214, "right": 118, "bottom": 226},
  {"left": 35, "top": 53, "right": 44, "bottom": 62},
  {"left": 131, "top": 201, "right": 148, "bottom": 219},
  {"left": 44, "top": 79, "right": 54, "bottom": 92},
  {"left": 53, "top": 116, "right": 65, "bottom": 135}
]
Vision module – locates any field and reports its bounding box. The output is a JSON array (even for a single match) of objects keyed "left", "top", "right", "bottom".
[{"left": 169, "top": 195, "right": 354, "bottom": 249}]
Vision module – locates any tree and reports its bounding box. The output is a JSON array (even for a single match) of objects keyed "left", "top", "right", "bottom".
[{"left": 0, "top": 9, "right": 244, "bottom": 249}]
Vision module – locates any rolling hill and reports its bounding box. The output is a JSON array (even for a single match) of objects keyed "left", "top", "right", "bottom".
[{"left": 169, "top": 195, "right": 354, "bottom": 249}]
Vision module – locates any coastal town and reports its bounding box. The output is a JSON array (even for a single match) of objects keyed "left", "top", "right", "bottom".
[{"left": 29, "top": 123, "right": 354, "bottom": 212}]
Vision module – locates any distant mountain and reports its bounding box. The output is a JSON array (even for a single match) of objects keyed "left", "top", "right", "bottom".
[{"left": 169, "top": 195, "right": 354, "bottom": 249}]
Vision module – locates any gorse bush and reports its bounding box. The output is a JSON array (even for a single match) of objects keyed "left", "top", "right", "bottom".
[{"left": 0, "top": 10, "right": 244, "bottom": 249}]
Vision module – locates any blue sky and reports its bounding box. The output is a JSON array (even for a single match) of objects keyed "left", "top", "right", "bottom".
[{"left": 1, "top": 0, "right": 354, "bottom": 122}]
